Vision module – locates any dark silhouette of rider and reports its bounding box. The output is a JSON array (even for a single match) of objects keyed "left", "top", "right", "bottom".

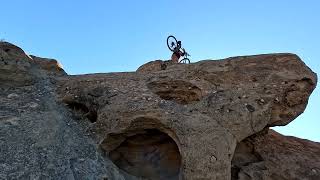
[{"left": 171, "top": 41, "right": 185, "bottom": 63}]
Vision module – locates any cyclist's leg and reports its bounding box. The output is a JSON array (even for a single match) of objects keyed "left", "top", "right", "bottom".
[{"left": 171, "top": 53, "right": 180, "bottom": 63}]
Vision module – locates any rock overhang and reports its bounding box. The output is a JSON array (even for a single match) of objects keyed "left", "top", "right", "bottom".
[
  {"left": 55, "top": 53, "right": 317, "bottom": 179},
  {"left": 1, "top": 41, "right": 317, "bottom": 180}
]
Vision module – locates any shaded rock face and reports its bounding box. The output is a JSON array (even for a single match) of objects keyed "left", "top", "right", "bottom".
[
  {"left": 147, "top": 80, "right": 202, "bottom": 104},
  {"left": 232, "top": 129, "right": 320, "bottom": 180},
  {"left": 108, "top": 129, "right": 181, "bottom": 180},
  {"left": 0, "top": 42, "right": 318, "bottom": 180},
  {"left": 0, "top": 42, "right": 34, "bottom": 86},
  {"left": 30, "top": 55, "right": 66, "bottom": 76},
  {"left": 0, "top": 42, "right": 66, "bottom": 86}
]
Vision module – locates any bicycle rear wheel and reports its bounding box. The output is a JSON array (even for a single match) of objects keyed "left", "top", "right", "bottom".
[
  {"left": 167, "top": 35, "right": 178, "bottom": 52},
  {"left": 179, "top": 58, "right": 190, "bottom": 64}
]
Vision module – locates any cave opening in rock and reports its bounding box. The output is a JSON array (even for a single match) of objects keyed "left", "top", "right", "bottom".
[
  {"left": 65, "top": 101, "right": 97, "bottom": 123},
  {"left": 108, "top": 129, "right": 182, "bottom": 180}
]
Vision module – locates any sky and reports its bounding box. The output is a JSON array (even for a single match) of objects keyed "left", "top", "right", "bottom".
[{"left": 1, "top": 0, "right": 319, "bottom": 142}]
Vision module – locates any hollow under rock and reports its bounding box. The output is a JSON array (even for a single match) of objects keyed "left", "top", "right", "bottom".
[
  {"left": 147, "top": 80, "right": 202, "bottom": 104},
  {"left": 108, "top": 129, "right": 181, "bottom": 180},
  {"left": 64, "top": 101, "right": 97, "bottom": 123}
]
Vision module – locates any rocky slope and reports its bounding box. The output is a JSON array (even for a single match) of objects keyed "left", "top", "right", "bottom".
[{"left": 0, "top": 41, "right": 318, "bottom": 180}]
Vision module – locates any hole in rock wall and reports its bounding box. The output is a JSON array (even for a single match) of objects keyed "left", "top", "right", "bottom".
[
  {"left": 147, "top": 80, "right": 202, "bottom": 104},
  {"left": 65, "top": 101, "right": 97, "bottom": 123},
  {"left": 108, "top": 129, "right": 181, "bottom": 180}
]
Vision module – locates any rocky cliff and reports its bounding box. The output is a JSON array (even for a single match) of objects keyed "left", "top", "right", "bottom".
[{"left": 0, "top": 42, "right": 318, "bottom": 180}]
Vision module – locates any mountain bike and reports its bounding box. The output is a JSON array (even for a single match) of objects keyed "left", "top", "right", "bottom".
[
  {"left": 167, "top": 35, "right": 191, "bottom": 64},
  {"left": 179, "top": 48, "right": 191, "bottom": 64}
]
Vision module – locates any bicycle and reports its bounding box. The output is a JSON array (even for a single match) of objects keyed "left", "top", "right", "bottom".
[
  {"left": 179, "top": 48, "right": 191, "bottom": 64},
  {"left": 167, "top": 35, "right": 191, "bottom": 64}
]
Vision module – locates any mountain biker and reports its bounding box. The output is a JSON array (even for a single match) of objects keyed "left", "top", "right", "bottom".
[{"left": 171, "top": 41, "right": 185, "bottom": 63}]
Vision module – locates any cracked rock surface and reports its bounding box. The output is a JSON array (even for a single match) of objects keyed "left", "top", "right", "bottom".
[{"left": 0, "top": 41, "right": 318, "bottom": 180}]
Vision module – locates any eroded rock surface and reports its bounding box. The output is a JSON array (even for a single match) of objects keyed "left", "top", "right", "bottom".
[
  {"left": 0, "top": 42, "right": 34, "bottom": 86},
  {"left": 56, "top": 53, "right": 317, "bottom": 179},
  {"left": 0, "top": 42, "right": 318, "bottom": 180},
  {"left": 109, "top": 129, "right": 181, "bottom": 180},
  {"left": 232, "top": 129, "right": 320, "bottom": 180}
]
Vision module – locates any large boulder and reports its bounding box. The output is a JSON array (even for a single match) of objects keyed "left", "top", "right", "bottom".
[
  {"left": 0, "top": 42, "right": 34, "bottom": 86},
  {"left": 136, "top": 60, "right": 176, "bottom": 73},
  {"left": 0, "top": 42, "right": 318, "bottom": 180},
  {"left": 57, "top": 53, "right": 317, "bottom": 179},
  {"left": 0, "top": 42, "right": 66, "bottom": 86},
  {"left": 30, "top": 55, "right": 66, "bottom": 76}
]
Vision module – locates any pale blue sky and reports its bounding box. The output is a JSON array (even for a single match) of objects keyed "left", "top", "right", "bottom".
[{"left": 1, "top": 0, "right": 319, "bottom": 141}]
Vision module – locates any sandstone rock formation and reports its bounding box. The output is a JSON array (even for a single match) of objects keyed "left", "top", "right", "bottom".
[
  {"left": 232, "top": 129, "right": 320, "bottom": 180},
  {"left": 0, "top": 42, "right": 34, "bottom": 86},
  {"left": 0, "top": 41, "right": 318, "bottom": 180}
]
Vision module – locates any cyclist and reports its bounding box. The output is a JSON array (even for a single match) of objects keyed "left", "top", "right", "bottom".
[{"left": 171, "top": 41, "right": 185, "bottom": 63}]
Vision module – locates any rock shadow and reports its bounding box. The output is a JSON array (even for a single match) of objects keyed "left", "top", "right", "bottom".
[
  {"left": 100, "top": 117, "right": 182, "bottom": 180},
  {"left": 147, "top": 80, "right": 202, "bottom": 104}
]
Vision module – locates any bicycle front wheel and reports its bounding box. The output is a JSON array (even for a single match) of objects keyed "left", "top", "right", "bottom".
[
  {"left": 167, "top": 35, "right": 178, "bottom": 52},
  {"left": 179, "top": 58, "right": 190, "bottom": 64}
]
